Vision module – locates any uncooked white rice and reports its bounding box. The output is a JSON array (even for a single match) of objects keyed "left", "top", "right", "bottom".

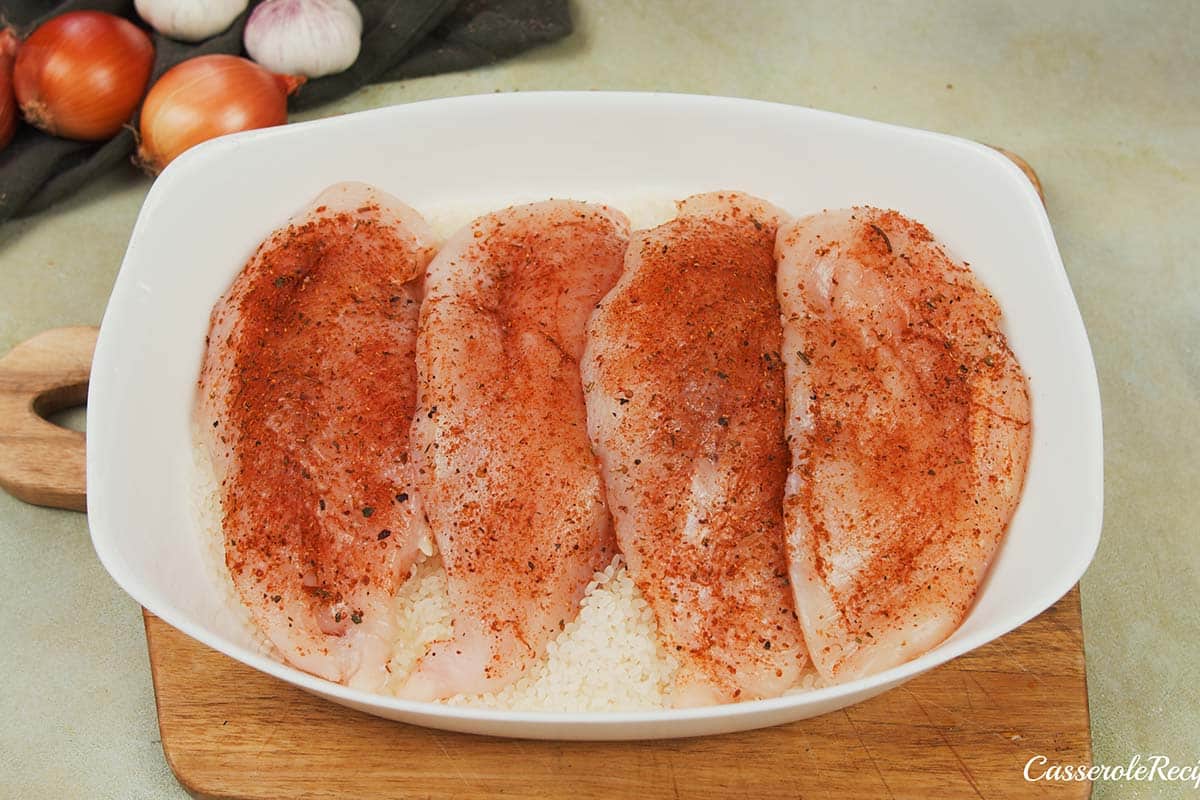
[
  {"left": 193, "top": 440, "right": 690, "bottom": 710},
  {"left": 191, "top": 430, "right": 274, "bottom": 658},
  {"left": 189, "top": 192, "right": 825, "bottom": 709}
]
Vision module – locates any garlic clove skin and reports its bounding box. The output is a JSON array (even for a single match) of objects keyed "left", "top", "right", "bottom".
[
  {"left": 244, "top": 0, "right": 363, "bottom": 79},
  {"left": 135, "top": 0, "right": 249, "bottom": 43}
]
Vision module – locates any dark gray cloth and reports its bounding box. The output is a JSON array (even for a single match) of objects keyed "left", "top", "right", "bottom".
[{"left": 0, "top": 0, "right": 571, "bottom": 221}]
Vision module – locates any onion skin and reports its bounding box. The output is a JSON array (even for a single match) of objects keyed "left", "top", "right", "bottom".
[
  {"left": 0, "top": 29, "right": 19, "bottom": 151},
  {"left": 136, "top": 54, "right": 303, "bottom": 174},
  {"left": 14, "top": 11, "right": 155, "bottom": 142}
]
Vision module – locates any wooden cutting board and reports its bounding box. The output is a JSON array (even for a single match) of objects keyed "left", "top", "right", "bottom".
[
  {"left": 144, "top": 589, "right": 1090, "bottom": 800},
  {"left": 0, "top": 150, "right": 1090, "bottom": 798}
]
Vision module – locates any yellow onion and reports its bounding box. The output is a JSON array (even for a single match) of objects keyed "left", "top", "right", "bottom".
[
  {"left": 136, "top": 54, "right": 303, "bottom": 173},
  {"left": 14, "top": 11, "right": 154, "bottom": 141}
]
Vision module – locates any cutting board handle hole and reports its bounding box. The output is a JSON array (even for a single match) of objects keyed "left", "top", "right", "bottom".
[{"left": 43, "top": 404, "right": 88, "bottom": 434}]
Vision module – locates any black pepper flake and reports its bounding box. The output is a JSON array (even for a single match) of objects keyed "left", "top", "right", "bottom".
[
  {"left": 318, "top": 499, "right": 326, "bottom": 511},
  {"left": 618, "top": 396, "right": 631, "bottom": 405},
  {"left": 427, "top": 405, "right": 438, "bottom": 418},
  {"left": 377, "top": 530, "right": 391, "bottom": 540},
  {"left": 271, "top": 595, "right": 281, "bottom": 603},
  {"left": 527, "top": 561, "right": 536, "bottom": 571},
  {"left": 334, "top": 611, "right": 343, "bottom": 622},
  {"left": 797, "top": 351, "right": 812, "bottom": 366},
  {"left": 350, "top": 612, "right": 363, "bottom": 624},
  {"left": 717, "top": 416, "right": 730, "bottom": 427},
  {"left": 869, "top": 223, "right": 892, "bottom": 253},
  {"left": 362, "top": 506, "right": 375, "bottom": 518},
  {"left": 395, "top": 492, "right": 409, "bottom": 503},
  {"left": 273, "top": 275, "right": 289, "bottom": 287},
  {"left": 763, "top": 640, "right": 772, "bottom": 650}
]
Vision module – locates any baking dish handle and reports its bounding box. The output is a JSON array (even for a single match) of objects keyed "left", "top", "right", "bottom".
[{"left": 0, "top": 326, "right": 97, "bottom": 513}]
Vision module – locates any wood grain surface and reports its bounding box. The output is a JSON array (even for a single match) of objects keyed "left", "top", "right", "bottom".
[
  {"left": 144, "top": 588, "right": 1090, "bottom": 799},
  {"left": 0, "top": 326, "right": 95, "bottom": 511}
]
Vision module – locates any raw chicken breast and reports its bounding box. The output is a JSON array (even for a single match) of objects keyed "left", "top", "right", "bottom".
[
  {"left": 775, "top": 207, "right": 1031, "bottom": 682},
  {"left": 404, "top": 200, "right": 629, "bottom": 700},
  {"left": 196, "top": 182, "right": 438, "bottom": 690},
  {"left": 582, "top": 192, "right": 809, "bottom": 706}
]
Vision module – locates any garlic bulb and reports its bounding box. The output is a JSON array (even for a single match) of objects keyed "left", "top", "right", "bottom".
[
  {"left": 244, "top": 0, "right": 363, "bottom": 79},
  {"left": 134, "top": 0, "right": 249, "bottom": 43}
]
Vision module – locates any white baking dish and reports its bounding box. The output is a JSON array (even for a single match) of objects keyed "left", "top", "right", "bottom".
[{"left": 87, "top": 92, "right": 1102, "bottom": 740}]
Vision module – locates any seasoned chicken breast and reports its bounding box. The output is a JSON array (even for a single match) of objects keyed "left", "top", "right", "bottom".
[
  {"left": 582, "top": 192, "right": 810, "bottom": 706},
  {"left": 403, "top": 200, "right": 629, "bottom": 700},
  {"left": 775, "top": 207, "right": 1031, "bottom": 682},
  {"left": 196, "top": 182, "right": 438, "bottom": 690}
]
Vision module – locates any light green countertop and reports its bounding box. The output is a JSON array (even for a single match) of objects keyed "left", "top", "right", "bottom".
[{"left": 1, "top": 2, "right": 1196, "bottom": 797}]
